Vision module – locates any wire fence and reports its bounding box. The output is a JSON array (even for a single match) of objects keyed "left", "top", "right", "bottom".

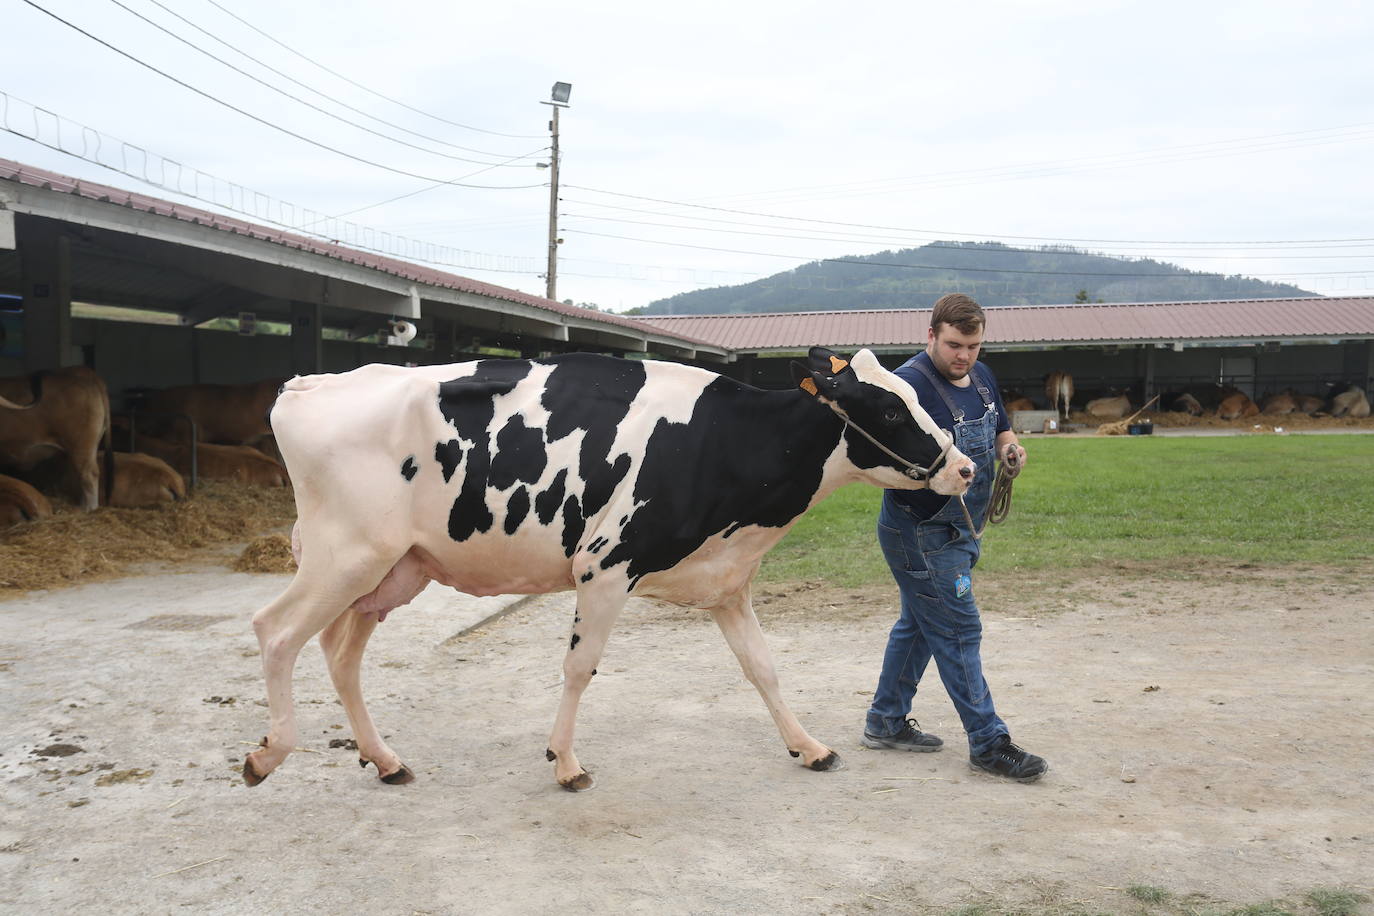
[{"left": 0, "top": 90, "right": 543, "bottom": 278}]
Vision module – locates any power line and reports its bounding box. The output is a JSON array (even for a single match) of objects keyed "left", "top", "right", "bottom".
[
  {"left": 17, "top": 0, "right": 548, "bottom": 189},
  {"left": 199, "top": 0, "right": 545, "bottom": 140},
  {"left": 561, "top": 213, "right": 1374, "bottom": 261},
  {"left": 561, "top": 198, "right": 1374, "bottom": 254},
  {"left": 317, "top": 146, "right": 549, "bottom": 223},
  {"left": 103, "top": 0, "right": 536, "bottom": 168},
  {"left": 563, "top": 185, "right": 1374, "bottom": 247},
  {"left": 563, "top": 229, "right": 1373, "bottom": 279},
  {"left": 136, "top": 0, "right": 542, "bottom": 161}
]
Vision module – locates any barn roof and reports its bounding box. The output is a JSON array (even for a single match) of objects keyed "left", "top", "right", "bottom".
[
  {"left": 634, "top": 297, "right": 1374, "bottom": 353},
  {"left": 0, "top": 157, "right": 720, "bottom": 354}
]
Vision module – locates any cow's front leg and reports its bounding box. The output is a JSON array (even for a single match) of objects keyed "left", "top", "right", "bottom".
[
  {"left": 545, "top": 587, "right": 628, "bottom": 791},
  {"left": 709, "top": 588, "right": 841, "bottom": 772}
]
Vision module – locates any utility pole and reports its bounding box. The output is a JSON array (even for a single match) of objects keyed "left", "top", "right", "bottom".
[{"left": 543, "top": 82, "right": 572, "bottom": 302}]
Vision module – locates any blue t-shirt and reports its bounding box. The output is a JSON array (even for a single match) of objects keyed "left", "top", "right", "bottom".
[{"left": 889, "top": 352, "right": 1010, "bottom": 518}]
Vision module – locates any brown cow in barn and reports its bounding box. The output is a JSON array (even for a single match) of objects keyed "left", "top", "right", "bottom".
[
  {"left": 1162, "top": 392, "right": 1203, "bottom": 415},
  {"left": 0, "top": 367, "right": 112, "bottom": 510},
  {"left": 136, "top": 378, "right": 285, "bottom": 451},
  {"left": 0, "top": 473, "right": 53, "bottom": 528},
  {"left": 1216, "top": 393, "right": 1260, "bottom": 420},
  {"left": 1002, "top": 390, "right": 1035, "bottom": 412},
  {"left": 1044, "top": 371, "right": 1073, "bottom": 421},
  {"left": 1259, "top": 392, "right": 1296, "bottom": 415},
  {"left": 133, "top": 435, "right": 288, "bottom": 487},
  {"left": 103, "top": 452, "right": 186, "bottom": 507},
  {"left": 1085, "top": 395, "right": 1131, "bottom": 419},
  {"left": 1293, "top": 394, "right": 1325, "bottom": 415}
]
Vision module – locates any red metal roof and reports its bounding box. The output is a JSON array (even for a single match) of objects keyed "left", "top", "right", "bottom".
[
  {"left": 0, "top": 157, "right": 718, "bottom": 350},
  {"left": 634, "top": 298, "right": 1374, "bottom": 351}
]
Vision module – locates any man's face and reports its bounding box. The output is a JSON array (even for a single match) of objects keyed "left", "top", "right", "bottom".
[{"left": 926, "top": 322, "right": 984, "bottom": 382}]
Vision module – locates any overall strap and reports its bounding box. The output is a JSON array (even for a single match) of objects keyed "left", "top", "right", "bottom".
[
  {"left": 969, "top": 363, "right": 998, "bottom": 412},
  {"left": 910, "top": 353, "right": 966, "bottom": 420}
]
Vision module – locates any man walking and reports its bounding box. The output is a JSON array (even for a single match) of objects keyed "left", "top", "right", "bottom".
[{"left": 861, "top": 293, "right": 1048, "bottom": 782}]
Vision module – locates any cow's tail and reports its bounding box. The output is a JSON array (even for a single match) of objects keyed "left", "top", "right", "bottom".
[{"left": 100, "top": 381, "right": 114, "bottom": 508}]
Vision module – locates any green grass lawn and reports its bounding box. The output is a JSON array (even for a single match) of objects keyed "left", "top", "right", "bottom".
[{"left": 758, "top": 434, "right": 1374, "bottom": 586}]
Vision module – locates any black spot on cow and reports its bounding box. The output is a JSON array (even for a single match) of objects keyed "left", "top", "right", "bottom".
[
  {"left": 570, "top": 633, "right": 581, "bottom": 650},
  {"left": 619, "top": 515, "right": 628, "bottom": 527},
  {"left": 535, "top": 469, "right": 567, "bottom": 526},
  {"left": 540, "top": 355, "right": 643, "bottom": 516},
  {"left": 598, "top": 378, "right": 841, "bottom": 587},
  {"left": 579, "top": 571, "right": 593, "bottom": 583},
  {"left": 400, "top": 456, "right": 418, "bottom": 481},
  {"left": 588, "top": 536, "right": 608, "bottom": 554},
  {"left": 439, "top": 360, "right": 533, "bottom": 542},
  {"left": 561, "top": 495, "right": 584, "bottom": 558},
  {"left": 505, "top": 487, "right": 530, "bottom": 535},
  {"left": 489, "top": 414, "right": 547, "bottom": 491},
  {"left": 434, "top": 439, "right": 462, "bottom": 483}
]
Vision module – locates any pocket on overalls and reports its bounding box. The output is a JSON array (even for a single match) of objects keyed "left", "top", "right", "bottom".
[
  {"left": 879, "top": 505, "right": 934, "bottom": 576},
  {"left": 918, "top": 522, "right": 967, "bottom": 570},
  {"left": 920, "top": 564, "right": 981, "bottom": 639}
]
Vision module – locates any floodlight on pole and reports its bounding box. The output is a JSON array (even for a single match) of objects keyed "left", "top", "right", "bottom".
[{"left": 541, "top": 82, "right": 572, "bottom": 301}]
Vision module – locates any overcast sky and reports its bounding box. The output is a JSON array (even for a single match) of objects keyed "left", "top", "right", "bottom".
[{"left": 3, "top": 0, "right": 1373, "bottom": 312}]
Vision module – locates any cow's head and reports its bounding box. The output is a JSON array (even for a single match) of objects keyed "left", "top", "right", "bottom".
[{"left": 791, "top": 347, "right": 974, "bottom": 495}]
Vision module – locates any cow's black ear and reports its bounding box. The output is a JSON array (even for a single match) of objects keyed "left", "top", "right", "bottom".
[
  {"left": 791, "top": 361, "right": 823, "bottom": 398},
  {"left": 807, "top": 346, "right": 837, "bottom": 367},
  {"left": 807, "top": 347, "right": 853, "bottom": 378},
  {"left": 791, "top": 361, "right": 840, "bottom": 400}
]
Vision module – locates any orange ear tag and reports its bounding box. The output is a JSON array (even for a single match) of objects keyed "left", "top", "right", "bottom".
[
  {"left": 829, "top": 356, "right": 849, "bottom": 374},
  {"left": 799, "top": 378, "right": 818, "bottom": 396}
]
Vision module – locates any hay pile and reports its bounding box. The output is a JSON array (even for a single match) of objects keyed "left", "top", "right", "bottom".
[
  {"left": 0, "top": 481, "right": 296, "bottom": 593},
  {"left": 1072, "top": 410, "right": 1374, "bottom": 432},
  {"left": 232, "top": 534, "right": 296, "bottom": 573}
]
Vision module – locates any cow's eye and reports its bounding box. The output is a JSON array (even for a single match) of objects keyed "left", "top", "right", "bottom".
[{"left": 883, "top": 407, "right": 901, "bottom": 423}]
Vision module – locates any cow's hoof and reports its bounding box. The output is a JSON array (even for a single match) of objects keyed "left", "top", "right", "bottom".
[
  {"left": 242, "top": 755, "right": 267, "bottom": 787},
  {"left": 788, "top": 749, "right": 800, "bottom": 758},
  {"left": 559, "top": 770, "right": 595, "bottom": 792},
  {"left": 808, "top": 751, "right": 844, "bottom": 772},
  {"left": 380, "top": 765, "right": 415, "bottom": 785}
]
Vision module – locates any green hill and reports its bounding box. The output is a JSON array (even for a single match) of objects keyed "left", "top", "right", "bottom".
[{"left": 628, "top": 241, "right": 1318, "bottom": 315}]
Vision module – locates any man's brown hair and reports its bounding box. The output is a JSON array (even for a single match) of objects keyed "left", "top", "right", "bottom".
[{"left": 930, "top": 293, "right": 985, "bottom": 335}]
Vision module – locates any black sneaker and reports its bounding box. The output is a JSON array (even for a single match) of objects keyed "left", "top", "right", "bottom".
[
  {"left": 969, "top": 736, "right": 1048, "bottom": 782},
  {"left": 861, "top": 718, "right": 943, "bottom": 752}
]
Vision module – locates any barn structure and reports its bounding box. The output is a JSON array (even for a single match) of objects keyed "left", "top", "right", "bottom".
[
  {"left": 3, "top": 157, "right": 1372, "bottom": 411},
  {"left": 636, "top": 302, "right": 1374, "bottom": 406}
]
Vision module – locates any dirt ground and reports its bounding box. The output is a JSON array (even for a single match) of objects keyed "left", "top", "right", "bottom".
[{"left": 2, "top": 554, "right": 1371, "bottom": 915}]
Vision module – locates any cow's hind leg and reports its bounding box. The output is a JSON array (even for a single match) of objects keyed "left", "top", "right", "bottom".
[
  {"left": 709, "top": 588, "right": 841, "bottom": 772},
  {"left": 545, "top": 586, "right": 630, "bottom": 791},
  {"left": 244, "top": 550, "right": 396, "bottom": 786},
  {"left": 318, "top": 611, "right": 412, "bottom": 784}
]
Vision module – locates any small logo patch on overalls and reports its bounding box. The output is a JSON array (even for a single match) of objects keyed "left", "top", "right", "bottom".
[{"left": 955, "top": 573, "right": 971, "bottom": 597}]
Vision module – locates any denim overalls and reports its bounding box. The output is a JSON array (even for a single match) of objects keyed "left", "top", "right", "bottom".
[{"left": 865, "top": 357, "right": 1009, "bottom": 755}]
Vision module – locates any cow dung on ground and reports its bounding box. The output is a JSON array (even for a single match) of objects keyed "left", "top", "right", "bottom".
[{"left": 0, "top": 481, "right": 296, "bottom": 592}]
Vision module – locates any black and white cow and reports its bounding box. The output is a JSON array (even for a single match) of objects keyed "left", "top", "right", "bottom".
[{"left": 244, "top": 347, "right": 974, "bottom": 790}]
